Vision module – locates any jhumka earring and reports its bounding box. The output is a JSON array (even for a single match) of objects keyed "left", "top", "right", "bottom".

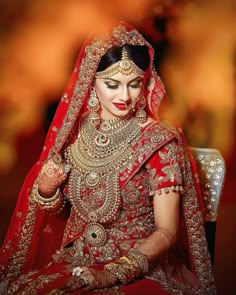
[
  {"left": 88, "top": 87, "right": 100, "bottom": 127},
  {"left": 135, "top": 96, "right": 147, "bottom": 124}
]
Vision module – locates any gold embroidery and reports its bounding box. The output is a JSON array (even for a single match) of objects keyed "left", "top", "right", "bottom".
[
  {"left": 18, "top": 273, "right": 62, "bottom": 295},
  {"left": 6, "top": 198, "right": 38, "bottom": 279},
  {"left": 63, "top": 123, "right": 214, "bottom": 292},
  {"left": 182, "top": 157, "right": 215, "bottom": 292},
  {"left": 146, "top": 140, "right": 183, "bottom": 194},
  {"left": 94, "top": 286, "right": 125, "bottom": 295},
  {"left": 147, "top": 69, "right": 165, "bottom": 115}
]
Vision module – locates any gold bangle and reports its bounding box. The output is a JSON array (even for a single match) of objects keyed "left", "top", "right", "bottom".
[
  {"left": 104, "top": 263, "right": 128, "bottom": 285},
  {"left": 33, "top": 183, "right": 60, "bottom": 203},
  {"left": 105, "top": 254, "right": 142, "bottom": 285},
  {"left": 119, "top": 256, "right": 132, "bottom": 265},
  {"left": 128, "top": 249, "right": 149, "bottom": 274}
]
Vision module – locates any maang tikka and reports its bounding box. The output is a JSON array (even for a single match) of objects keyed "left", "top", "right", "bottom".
[
  {"left": 88, "top": 87, "right": 100, "bottom": 127},
  {"left": 95, "top": 47, "right": 145, "bottom": 79}
]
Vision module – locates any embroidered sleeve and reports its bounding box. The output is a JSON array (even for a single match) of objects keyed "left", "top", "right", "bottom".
[{"left": 146, "top": 139, "right": 184, "bottom": 195}]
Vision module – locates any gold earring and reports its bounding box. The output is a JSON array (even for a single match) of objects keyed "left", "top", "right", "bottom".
[
  {"left": 88, "top": 87, "right": 100, "bottom": 127},
  {"left": 135, "top": 96, "right": 147, "bottom": 124}
]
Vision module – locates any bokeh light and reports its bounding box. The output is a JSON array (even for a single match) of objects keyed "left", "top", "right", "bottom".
[
  {"left": 0, "top": 0, "right": 235, "bottom": 171},
  {"left": 0, "top": 0, "right": 157, "bottom": 172}
]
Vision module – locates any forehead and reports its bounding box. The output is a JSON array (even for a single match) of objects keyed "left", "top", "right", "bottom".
[{"left": 96, "top": 72, "right": 141, "bottom": 83}]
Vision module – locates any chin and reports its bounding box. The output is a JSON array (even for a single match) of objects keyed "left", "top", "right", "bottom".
[{"left": 116, "top": 110, "right": 129, "bottom": 116}]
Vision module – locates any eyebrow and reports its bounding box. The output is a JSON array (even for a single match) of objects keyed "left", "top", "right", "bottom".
[{"left": 104, "top": 76, "right": 142, "bottom": 83}]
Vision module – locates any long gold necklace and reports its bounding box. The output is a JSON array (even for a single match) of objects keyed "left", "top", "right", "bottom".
[{"left": 66, "top": 115, "right": 141, "bottom": 247}]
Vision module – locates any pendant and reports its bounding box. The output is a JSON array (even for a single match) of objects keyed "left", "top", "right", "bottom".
[
  {"left": 83, "top": 223, "right": 108, "bottom": 247},
  {"left": 100, "top": 120, "right": 112, "bottom": 131},
  {"left": 85, "top": 171, "right": 100, "bottom": 187},
  {"left": 95, "top": 134, "right": 110, "bottom": 147}
]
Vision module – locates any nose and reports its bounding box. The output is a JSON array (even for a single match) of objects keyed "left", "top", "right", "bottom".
[{"left": 120, "top": 86, "right": 131, "bottom": 103}]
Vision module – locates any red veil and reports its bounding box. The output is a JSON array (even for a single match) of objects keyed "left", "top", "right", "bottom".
[{"left": 0, "top": 22, "right": 215, "bottom": 294}]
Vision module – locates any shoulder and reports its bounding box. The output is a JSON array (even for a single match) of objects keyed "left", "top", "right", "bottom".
[
  {"left": 142, "top": 118, "right": 181, "bottom": 142},
  {"left": 134, "top": 119, "right": 184, "bottom": 159}
]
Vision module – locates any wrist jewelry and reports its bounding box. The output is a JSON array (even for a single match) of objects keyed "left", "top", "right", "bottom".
[
  {"left": 104, "top": 249, "right": 149, "bottom": 285},
  {"left": 104, "top": 262, "right": 129, "bottom": 285},
  {"left": 128, "top": 249, "right": 149, "bottom": 274},
  {"left": 33, "top": 183, "right": 60, "bottom": 203},
  {"left": 32, "top": 183, "right": 65, "bottom": 214}
]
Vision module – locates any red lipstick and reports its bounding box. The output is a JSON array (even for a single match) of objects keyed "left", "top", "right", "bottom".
[{"left": 113, "top": 103, "right": 127, "bottom": 110}]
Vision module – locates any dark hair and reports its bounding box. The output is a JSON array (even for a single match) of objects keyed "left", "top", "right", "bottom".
[{"left": 97, "top": 45, "right": 150, "bottom": 72}]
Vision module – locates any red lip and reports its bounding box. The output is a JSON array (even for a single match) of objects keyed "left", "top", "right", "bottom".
[{"left": 113, "top": 103, "right": 127, "bottom": 110}]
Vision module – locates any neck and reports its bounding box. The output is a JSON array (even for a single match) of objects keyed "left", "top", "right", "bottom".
[{"left": 100, "top": 112, "right": 134, "bottom": 122}]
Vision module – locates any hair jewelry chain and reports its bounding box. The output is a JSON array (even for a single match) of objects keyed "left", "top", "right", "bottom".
[{"left": 95, "top": 47, "right": 145, "bottom": 79}]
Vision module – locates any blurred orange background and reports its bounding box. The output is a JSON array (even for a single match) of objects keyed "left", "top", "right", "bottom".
[{"left": 0, "top": 0, "right": 235, "bottom": 293}]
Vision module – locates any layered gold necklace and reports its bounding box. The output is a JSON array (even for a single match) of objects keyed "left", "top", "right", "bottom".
[{"left": 65, "top": 115, "right": 141, "bottom": 247}]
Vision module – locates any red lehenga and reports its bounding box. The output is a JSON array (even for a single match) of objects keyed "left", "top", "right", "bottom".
[{"left": 0, "top": 22, "right": 215, "bottom": 295}]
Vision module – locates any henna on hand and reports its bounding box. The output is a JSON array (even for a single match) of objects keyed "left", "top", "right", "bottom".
[
  {"left": 38, "top": 159, "right": 68, "bottom": 197},
  {"left": 62, "top": 267, "right": 118, "bottom": 294}
]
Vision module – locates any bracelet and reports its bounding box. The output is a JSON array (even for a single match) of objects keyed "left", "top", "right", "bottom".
[
  {"left": 104, "top": 262, "right": 128, "bottom": 285},
  {"left": 104, "top": 249, "right": 149, "bottom": 285},
  {"left": 128, "top": 249, "right": 149, "bottom": 274},
  {"left": 119, "top": 256, "right": 132, "bottom": 265},
  {"left": 33, "top": 183, "right": 60, "bottom": 203},
  {"left": 124, "top": 254, "right": 140, "bottom": 278},
  {"left": 32, "top": 183, "right": 65, "bottom": 214},
  {"left": 118, "top": 257, "right": 136, "bottom": 281}
]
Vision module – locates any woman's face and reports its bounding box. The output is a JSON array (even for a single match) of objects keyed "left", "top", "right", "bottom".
[{"left": 94, "top": 72, "right": 144, "bottom": 119}]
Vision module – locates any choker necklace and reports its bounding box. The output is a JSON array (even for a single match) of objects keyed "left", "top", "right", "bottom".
[
  {"left": 80, "top": 115, "right": 141, "bottom": 159},
  {"left": 100, "top": 117, "right": 120, "bottom": 131},
  {"left": 99, "top": 116, "right": 131, "bottom": 132}
]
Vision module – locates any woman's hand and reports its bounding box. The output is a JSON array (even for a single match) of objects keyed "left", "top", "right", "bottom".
[
  {"left": 62, "top": 267, "right": 118, "bottom": 294},
  {"left": 37, "top": 159, "right": 69, "bottom": 198}
]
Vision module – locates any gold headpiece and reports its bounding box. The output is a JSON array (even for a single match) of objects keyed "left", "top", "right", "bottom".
[{"left": 95, "top": 47, "right": 145, "bottom": 79}]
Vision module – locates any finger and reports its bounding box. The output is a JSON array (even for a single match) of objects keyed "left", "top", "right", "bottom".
[
  {"left": 47, "top": 159, "right": 60, "bottom": 169},
  {"left": 79, "top": 284, "right": 94, "bottom": 294},
  {"left": 58, "top": 173, "right": 68, "bottom": 185},
  {"left": 61, "top": 173, "right": 68, "bottom": 181},
  {"left": 81, "top": 266, "right": 90, "bottom": 273},
  {"left": 80, "top": 274, "right": 98, "bottom": 290},
  {"left": 58, "top": 165, "right": 65, "bottom": 175},
  {"left": 51, "top": 153, "right": 63, "bottom": 165},
  {"left": 42, "top": 168, "right": 65, "bottom": 185},
  {"left": 41, "top": 163, "right": 58, "bottom": 177},
  {"left": 63, "top": 277, "right": 88, "bottom": 292}
]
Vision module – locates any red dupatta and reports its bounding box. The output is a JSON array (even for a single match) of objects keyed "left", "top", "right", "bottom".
[{"left": 0, "top": 21, "right": 214, "bottom": 293}]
